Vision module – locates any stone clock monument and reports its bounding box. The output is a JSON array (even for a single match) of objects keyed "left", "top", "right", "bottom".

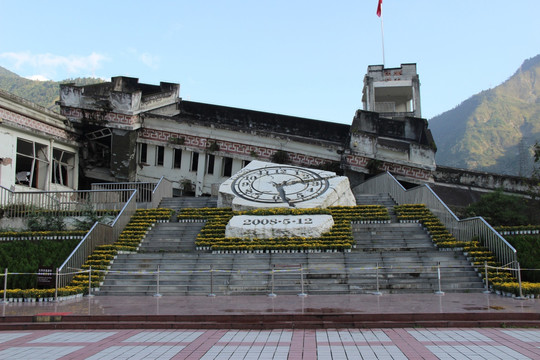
[{"left": 218, "top": 160, "right": 356, "bottom": 211}]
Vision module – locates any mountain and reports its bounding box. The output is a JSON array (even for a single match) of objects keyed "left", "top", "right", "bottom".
[
  {"left": 429, "top": 54, "right": 540, "bottom": 176},
  {"left": 0, "top": 66, "right": 104, "bottom": 111}
]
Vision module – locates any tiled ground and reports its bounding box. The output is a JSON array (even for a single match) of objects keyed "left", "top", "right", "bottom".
[{"left": 0, "top": 328, "right": 538, "bottom": 359}]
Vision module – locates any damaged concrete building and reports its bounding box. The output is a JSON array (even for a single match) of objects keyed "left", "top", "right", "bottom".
[
  {"left": 0, "top": 89, "right": 79, "bottom": 192},
  {"left": 56, "top": 63, "right": 437, "bottom": 196},
  {"left": 1, "top": 62, "right": 535, "bottom": 210}
]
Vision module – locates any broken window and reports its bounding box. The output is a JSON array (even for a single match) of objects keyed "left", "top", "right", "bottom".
[
  {"left": 156, "top": 145, "right": 164, "bottom": 166},
  {"left": 52, "top": 149, "right": 75, "bottom": 187},
  {"left": 222, "top": 157, "right": 233, "bottom": 177},
  {"left": 190, "top": 152, "right": 199, "bottom": 172},
  {"left": 15, "top": 138, "right": 49, "bottom": 189},
  {"left": 139, "top": 143, "right": 148, "bottom": 163},
  {"left": 84, "top": 127, "right": 111, "bottom": 168},
  {"left": 173, "top": 148, "right": 182, "bottom": 169},
  {"left": 206, "top": 154, "right": 215, "bottom": 175}
]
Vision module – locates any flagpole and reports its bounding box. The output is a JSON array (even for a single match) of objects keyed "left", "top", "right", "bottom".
[{"left": 380, "top": 11, "right": 385, "bottom": 67}]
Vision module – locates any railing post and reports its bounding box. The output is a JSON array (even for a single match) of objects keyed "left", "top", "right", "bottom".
[
  {"left": 517, "top": 262, "right": 524, "bottom": 299},
  {"left": 208, "top": 264, "right": 216, "bottom": 297},
  {"left": 298, "top": 264, "right": 307, "bottom": 297},
  {"left": 434, "top": 262, "right": 444, "bottom": 295},
  {"left": 86, "top": 266, "right": 94, "bottom": 297},
  {"left": 54, "top": 268, "right": 59, "bottom": 302},
  {"left": 1, "top": 268, "right": 7, "bottom": 304},
  {"left": 268, "top": 265, "right": 276, "bottom": 298},
  {"left": 154, "top": 265, "right": 162, "bottom": 297},
  {"left": 373, "top": 262, "right": 382, "bottom": 296},
  {"left": 483, "top": 261, "right": 491, "bottom": 294}
]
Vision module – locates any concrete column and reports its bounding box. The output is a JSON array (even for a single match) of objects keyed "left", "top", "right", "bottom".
[
  {"left": 47, "top": 139, "right": 54, "bottom": 191},
  {"left": 111, "top": 129, "right": 138, "bottom": 182},
  {"left": 73, "top": 148, "right": 79, "bottom": 190},
  {"left": 367, "top": 78, "right": 375, "bottom": 112},
  {"left": 195, "top": 152, "right": 207, "bottom": 196},
  {"left": 412, "top": 76, "right": 422, "bottom": 118}
]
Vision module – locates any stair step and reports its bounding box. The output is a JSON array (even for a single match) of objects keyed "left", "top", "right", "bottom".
[{"left": 98, "top": 193, "right": 485, "bottom": 296}]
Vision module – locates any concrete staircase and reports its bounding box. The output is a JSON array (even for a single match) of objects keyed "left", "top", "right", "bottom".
[
  {"left": 158, "top": 196, "right": 217, "bottom": 211},
  {"left": 98, "top": 194, "right": 485, "bottom": 296},
  {"left": 138, "top": 222, "right": 205, "bottom": 253}
]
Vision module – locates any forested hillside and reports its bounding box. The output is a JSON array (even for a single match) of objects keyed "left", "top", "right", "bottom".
[
  {"left": 429, "top": 54, "right": 540, "bottom": 176},
  {"left": 0, "top": 66, "right": 103, "bottom": 111}
]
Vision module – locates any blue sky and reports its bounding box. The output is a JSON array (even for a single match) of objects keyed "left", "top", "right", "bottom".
[{"left": 0, "top": 0, "right": 538, "bottom": 124}]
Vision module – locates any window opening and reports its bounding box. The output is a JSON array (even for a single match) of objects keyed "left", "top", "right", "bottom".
[
  {"left": 140, "top": 143, "right": 148, "bottom": 163},
  {"left": 207, "top": 154, "right": 215, "bottom": 174},
  {"left": 191, "top": 152, "right": 199, "bottom": 172},
  {"left": 15, "top": 138, "right": 49, "bottom": 189},
  {"left": 156, "top": 146, "right": 164, "bottom": 166},
  {"left": 52, "top": 149, "right": 75, "bottom": 187},
  {"left": 223, "top": 157, "right": 233, "bottom": 177},
  {"left": 173, "top": 148, "right": 182, "bottom": 169}
]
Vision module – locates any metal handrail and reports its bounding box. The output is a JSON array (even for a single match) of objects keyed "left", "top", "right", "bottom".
[
  {"left": 151, "top": 177, "right": 173, "bottom": 208},
  {"left": 354, "top": 172, "right": 518, "bottom": 272},
  {"left": 90, "top": 177, "right": 172, "bottom": 208},
  {"left": 4, "top": 261, "right": 537, "bottom": 299},
  {"left": 57, "top": 189, "right": 137, "bottom": 287},
  {"left": 0, "top": 186, "right": 130, "bottom": 218}
]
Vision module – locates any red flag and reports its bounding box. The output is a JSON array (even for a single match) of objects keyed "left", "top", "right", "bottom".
[{"left": 376, "top": 0, "right": 383, "bottom": 17}]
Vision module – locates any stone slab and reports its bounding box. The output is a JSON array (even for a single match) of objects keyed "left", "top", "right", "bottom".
[
  {"left": 225, "top": 215, "right": 334, "bottom": 239},
  {"left": 218, "top": 160, "right": 356, "bottom": 210}
]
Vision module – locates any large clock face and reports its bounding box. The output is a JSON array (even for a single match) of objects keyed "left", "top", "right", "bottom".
[{"left": 231, "top": 166, "right": 330, "bottom": 205}]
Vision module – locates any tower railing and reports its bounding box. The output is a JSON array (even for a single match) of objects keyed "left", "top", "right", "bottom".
[{"left": 354, "top": 172, "right": 518, "bottom": 271}]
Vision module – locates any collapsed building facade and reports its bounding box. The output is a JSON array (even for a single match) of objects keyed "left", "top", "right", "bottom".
[
  {"left": 0, "top": 89, "right": 79, "bottom": 192},
  {"left": 1, "top": 62, "right": 535, "bottom": 209},
  {"left": 56, "top": 63, "right": 437, "bottom": 196}
]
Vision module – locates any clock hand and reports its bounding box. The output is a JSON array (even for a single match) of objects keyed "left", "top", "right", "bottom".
[
  {"left": 275, "top": 183, "right": 295, "bottom": 207},
  {"left": 282, "top": 174, "right": 337, "bottom": 187}
]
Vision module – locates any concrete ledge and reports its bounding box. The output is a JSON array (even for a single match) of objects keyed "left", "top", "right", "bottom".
[{"left": 2, "top": 312, "right": 539, "bottom": 330}]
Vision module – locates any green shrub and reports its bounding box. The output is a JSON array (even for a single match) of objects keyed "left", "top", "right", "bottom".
[{"left": 0, "top": 239, "right": 79, "bottom": 289}]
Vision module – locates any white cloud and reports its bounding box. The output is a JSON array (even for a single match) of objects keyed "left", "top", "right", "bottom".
[
  {"left": 140, "top": 52, "right": 160, "bottom": 69},
  {"left": 25, "top": 75, "right": 50, "bottom": 81},
  {"left": 0, "top": 51, "right": 108, "bottom": 79}
]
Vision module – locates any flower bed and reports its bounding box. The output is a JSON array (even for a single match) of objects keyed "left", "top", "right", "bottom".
[
  {"left": 394, "top": 204, "right": 469, "bottom": 248},
  {"left": 394, "top": 204, "right": 540, "bottom": 297},
  {"left": 495, "top": 225, "right": 540, "bottom": 235},
  {"left": 0, "top": 208, "right": 173, "bottom": 300},
  {"left": 179, "top": 205, "right": 389, "bottom": 253},
  {"left": 0, "top": 230, "right": 87, "bottom": 241},
  {"left": 70, "top": 208, "right": 174, "bottom": 288}
]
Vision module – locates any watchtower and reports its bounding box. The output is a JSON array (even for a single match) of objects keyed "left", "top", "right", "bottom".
[{"left": 362, "top": 63, "right": 421, "bottom": 118}]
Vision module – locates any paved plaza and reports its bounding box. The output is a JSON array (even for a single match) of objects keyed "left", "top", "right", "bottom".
[
  {"left": 0, "top": 328, "right": 540, "bottom": 359},
  {"left": 1, "top": 293, "right": 540, "bottom": 359}
]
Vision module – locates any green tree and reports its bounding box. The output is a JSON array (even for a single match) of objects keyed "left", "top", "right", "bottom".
[{"left": 464, "top": 189, "right": 528, "bottom": 226}]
